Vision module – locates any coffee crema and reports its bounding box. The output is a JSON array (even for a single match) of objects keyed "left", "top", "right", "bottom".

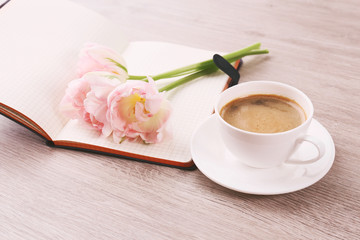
[{"left": 220, "top": 94, "right": 306, "bottom": 133}]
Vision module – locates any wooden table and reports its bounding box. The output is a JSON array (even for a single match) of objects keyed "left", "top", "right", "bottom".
[{"left": 1, "top": 0, "right": 359, "bottom": 239}]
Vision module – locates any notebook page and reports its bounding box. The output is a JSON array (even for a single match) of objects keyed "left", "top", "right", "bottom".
[
  {"left": 56, "top": 41, "right": 228, "bottom": 164},
  {"left": 0, "top": 0, "right": 128, "bottom": 139}
]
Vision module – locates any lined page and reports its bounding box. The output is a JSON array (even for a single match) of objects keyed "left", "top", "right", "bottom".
[
  {"left": 56, "top": 42, "right": 228, "bottom": 164},
  {"left": 0, "top": 0, "right": 128, "bottom": 139}
]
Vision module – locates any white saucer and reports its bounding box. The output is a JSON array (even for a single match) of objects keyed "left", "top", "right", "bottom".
[{"left": 191, "top": 115, "right": 335, "bottom": 195}]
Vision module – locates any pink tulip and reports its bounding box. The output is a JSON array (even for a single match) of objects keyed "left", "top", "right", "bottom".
[
  {"left": 108, "top": 77, "right": 172, "bottom": 144},
  {"left": 59, "top": 76, "right": 90, "bottom": 120},
  {"left": 60, "top": 71, "right": 125, "bottom": 135},
  {"left": 77, "top": 42, "right": 128, "bottom": 78}
]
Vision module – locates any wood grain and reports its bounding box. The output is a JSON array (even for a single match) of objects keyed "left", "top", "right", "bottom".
[{"left": 1, "top": 0, "right": 359, "bottom": 239}]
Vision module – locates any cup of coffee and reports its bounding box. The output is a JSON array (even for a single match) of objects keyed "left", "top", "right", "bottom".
[{"left": 215, "top": 81, "right": 325, "bottom": 168}]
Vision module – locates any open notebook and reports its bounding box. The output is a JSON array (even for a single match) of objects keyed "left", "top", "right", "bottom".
[{"left": 0, "top": 0, "right": 239, "bottom": 169}]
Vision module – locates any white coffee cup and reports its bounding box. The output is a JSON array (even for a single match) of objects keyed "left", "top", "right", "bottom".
[{"left": 215, "top": 81, "right": 325, "bottom": 169}]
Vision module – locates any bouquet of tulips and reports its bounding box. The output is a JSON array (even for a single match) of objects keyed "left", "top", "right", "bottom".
[{"left": 60, "top": 42, "right": 268, "bottom": 144}]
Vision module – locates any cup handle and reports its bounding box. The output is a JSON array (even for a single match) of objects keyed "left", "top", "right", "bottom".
[{"left": 285, "top": 135, "right": 325, "bottom": 165}]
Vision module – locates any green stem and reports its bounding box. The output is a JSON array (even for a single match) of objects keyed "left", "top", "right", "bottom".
[
  {"left": 157, "top": 48, "right": 269, "bottom": 92},
  {"left": 158, "top": 66, "right": 218, "bottom": 92},
  {"left": 128, "top": 49, "right": 268, "bottom": 82},
  {"left": 128, "top": 75, "right": 147, "bottom": 80},
  {"left": 125, "top": 43, "right": 268, "bottom": 83},
  {"left": 152, "top": 42, "right": 263, "bottom": 80}
]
